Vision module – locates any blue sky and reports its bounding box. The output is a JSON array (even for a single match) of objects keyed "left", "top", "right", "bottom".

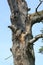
[{"left": 0, "top": 0, "right": 43, "bottom": 65}]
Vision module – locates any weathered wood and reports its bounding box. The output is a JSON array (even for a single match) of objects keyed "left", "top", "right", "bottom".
[
  {"left": 28, "top": 10, "right": 43, "bottom": 26},
  {"left": 7, "top": 0, "right": 43, "bottom": 65}
]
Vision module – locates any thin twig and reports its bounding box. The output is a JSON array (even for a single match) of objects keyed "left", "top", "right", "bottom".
[
  {"left": 36, "top": 1, "right": 42, "bottom": 13},
  {"left": 5, "top": 55, "right": 12, "bottom": 60}
]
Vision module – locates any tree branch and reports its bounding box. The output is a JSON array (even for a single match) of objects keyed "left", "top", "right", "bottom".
[
  {"left": 36, "top": 1, "right": 42, "bottom": 13},
  {"left": 5, "top": 55, "right": 12, "bottom": 60},
  {"left": 28, "top": 34, "right": 43, "bottom": 45},
  {"left": 28, "top": 10, "right": 43, "bottom": 26},
  {"left": 8, "top": 25, "right": 17, "bottom": 32}
]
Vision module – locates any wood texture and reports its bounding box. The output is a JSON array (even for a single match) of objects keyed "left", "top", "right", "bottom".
[{"left": 7, "top": 0, "right": 43, "bottom": 65}]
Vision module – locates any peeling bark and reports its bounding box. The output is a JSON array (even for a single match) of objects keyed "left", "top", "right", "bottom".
[{"left": 7, "top": 0, "right": 43, "bottom": 65}]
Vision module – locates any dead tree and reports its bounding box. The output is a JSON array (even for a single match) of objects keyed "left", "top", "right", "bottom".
[{"left": 7, "top": 0, "right": 43, "bottom": 65}]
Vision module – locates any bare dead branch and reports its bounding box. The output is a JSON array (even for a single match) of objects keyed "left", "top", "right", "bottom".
[
  {"left": 28, "top": 34, "right": 43, "bottom": 45},
  {"left": 36, "top": 1, "right": 42, "bottom": 13},
  {"left": 8, "top": 25, "right": 17, "bottom": 32},
  {"left": 28, "top": 10, "right": 43, "bottom": 26},
  {"left": 5, "top": 55, "right": 12, "bottom": 60}
]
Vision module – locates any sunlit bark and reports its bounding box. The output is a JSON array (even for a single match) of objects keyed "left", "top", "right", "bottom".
[{"left": 7, "top": 0, "right": 43, "bottom": 65}]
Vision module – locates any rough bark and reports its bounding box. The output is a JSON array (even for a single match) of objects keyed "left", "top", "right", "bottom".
[{"left": 7, "top": 0, "right": 43, "bottom": 65}]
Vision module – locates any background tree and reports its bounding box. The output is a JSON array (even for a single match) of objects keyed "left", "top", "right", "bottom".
[
  {"left": 7, "top": 0, "right": 43, "bottom": 65},
  {"left": 39, "top": 46, "right": 43, "bottom": 53}
]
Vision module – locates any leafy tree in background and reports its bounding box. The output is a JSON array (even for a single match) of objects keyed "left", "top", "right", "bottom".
[
  {"left": 7, "top": 0, "right": 43, "bottom": 65},
  {"left": 39, "top": 46, "right": 43, "bottom": 53}
]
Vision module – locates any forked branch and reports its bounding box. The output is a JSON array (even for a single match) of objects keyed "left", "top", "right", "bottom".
[{"left": 28, "top": 34, "right": 43, "bottom": 45}]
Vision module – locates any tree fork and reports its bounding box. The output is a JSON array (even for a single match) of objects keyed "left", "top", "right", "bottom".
[{"left": 7, "top": 0, "right": 43, "bottom": 65}]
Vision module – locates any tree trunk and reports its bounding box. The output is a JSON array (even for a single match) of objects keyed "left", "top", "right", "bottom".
[
  {"left": 12, "top": 34, "right": 35, "bottom": 65},
  {"left": 7, "top": 0, "right": 43, "bottom": 65}
]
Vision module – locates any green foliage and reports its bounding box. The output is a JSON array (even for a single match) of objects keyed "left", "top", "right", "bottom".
[{"left": 39, "top": 46, "right": 43, "bottom": 54}]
